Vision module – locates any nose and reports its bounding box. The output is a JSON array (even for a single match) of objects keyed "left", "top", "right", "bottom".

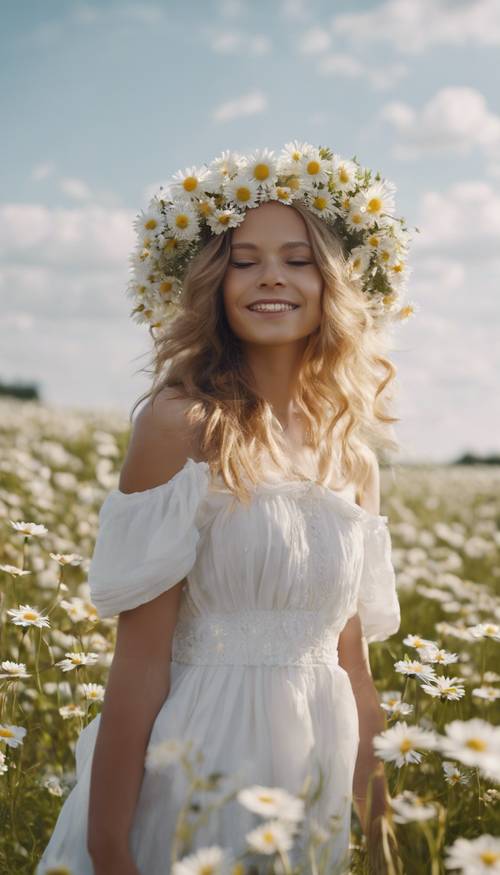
[{"left": 257, "top": 257, "right": 286, "bottom": 287}]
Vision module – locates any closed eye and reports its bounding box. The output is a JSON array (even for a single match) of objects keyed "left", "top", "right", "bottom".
[{"left": 230, "top": 261, "right": 312, "bottom": 268}]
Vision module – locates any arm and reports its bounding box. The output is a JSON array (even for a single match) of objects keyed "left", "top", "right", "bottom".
[
  {"left": 338, "top": 452, "right": 399, "bottom": 859},
  {"left": 87, "top": 392, "right": 198, "bottom": 865}
]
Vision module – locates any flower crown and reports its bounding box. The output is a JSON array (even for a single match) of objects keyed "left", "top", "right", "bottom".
[{"left": 127, "top": 141, "right": 416, "bottom": 337}]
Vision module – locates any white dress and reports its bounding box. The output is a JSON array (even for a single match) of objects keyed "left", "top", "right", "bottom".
[{"left": 36, "top": 457, "right": 401, "bottom": 875}]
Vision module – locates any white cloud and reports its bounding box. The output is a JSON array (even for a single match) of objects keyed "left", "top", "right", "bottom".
[
  {"left": 59, "top": 178, "right": 93, "bottom": 201},
  {"left": 212, "top": 90, "right": 268, "bottom": 122},
  {"left": 280, "top": 0, "right": 311, "bottom": 21},
  {"left": 217, "top": 0, "right": 247, "bottom": 18},
  {"left": 318, "top": 53, "right": 407, "bottom": 91},
  {"left": 0, "top": 203, "right": 134, "bottom": 267},
  {"left": 209, "top": 30, "right": 272, "bottom": 54},
  {"left": 381, "top": 87, "right": 500, "bottom": 159},
  {"left": 32, "top": 162, "right": 56, "bottom": 182},
  {"left": 413, "top": 181, "right": 500, "bottom": 259},
  {"left": 297, "top": 26, "right": 331, "bottom": 54},
  {"left": 332, "top": 0, "right": 500, "bottom": 53}
]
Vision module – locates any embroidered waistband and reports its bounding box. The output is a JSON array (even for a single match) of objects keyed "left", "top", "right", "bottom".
[{"left": 172, "top": 608, "right": 340, "bottom": 667}]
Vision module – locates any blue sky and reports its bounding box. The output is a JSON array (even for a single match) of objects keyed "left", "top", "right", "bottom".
[{"left": 1, "top": 0, "right": 499, "bottom": 462}]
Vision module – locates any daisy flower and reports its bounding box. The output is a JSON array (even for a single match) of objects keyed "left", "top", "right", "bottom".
[
  {"left": 331, "top": 157, "right": 358, "bottom": 192},
  {"left": 206, "top": 207, "right": 245, "bottom": 235},
  {"left": 9, "top": 521, "right": 48, "bottom": 538},
  {"left": 437, "top": 718, "right": 500, "bottom": 773},
  {"left": 469, "top": 623, "right": 500, "bottom": 640},
  {"left": 304, "top": 187, "right": 338, "bottom": 220},
  {"left": 373, "top": 721, "right": 440, "bottom": 767},
  {"left": 245, "top": 819, "right": 295, "bottom": 855},
  {"left": 132, "top": 202, "right": 163, "bottom": 242},
  {"left": 444, "top": 833, "right": 500, "bottom": 873},
  {"left": 297, "top": 148, "right": 331, "bottom": 191},
  {"left": 7, "top": 604, "right": 50, "bottom": 628},
  {"left": 472, "top": 686, "right": 500, "bottom": 703},
  {"left": 277, "top": 140, "right": 315, "bottom": 176},
  {"left": 237, "top": 785, "right": 305, "bottom": 823},
  {"left": 165, "top": 202, "right": 200, "bottom": 242},
  {"left": 49, "top": 553, "right": 84, "bottom": 566},
  {"left": 224, "top": 175, "right": 260, "bottom": 209},
  {"left": 240, "top": 148, "right": 279, "bottom": 190},
  {"left": 170, "top": 164, "right": 211, "bottom": 201},
  {"left": 442, "top": 761, "right": 472, "bottom": 786},
  {"left": 390, "top": 790, "right": 437, "bottom": 824},
  {"left": 0, "top": 723, "right": 27, "bottom": 748},
  {"left": 205, "top": 149, "right": 243, "bottom": 189},
  {"left": 145, "top": 738, "right": 190, "bottom": 773},
  {"left": 55, "top": 652, "right": 100, "bottom": 672},
  {"left": 419, "top": 646, "right": 459, "bottom": 666},
  {"left": 270, "top": 185, "right": 296, "bottom": 204},
  {"left": 355, "top": 180, "right": 397, "bottom": 225},
  {"left": 345, "top": 204, "right": 371, "bottom": 233},
  {"left": 59, "top": 703, "right": 86, "bottom": 719},
  {"left": 152, "top": 274, "right": 182, "bottom": 304},
  {"left": 60, "top": 597, "right": 96, "bottom": 623},
  {"left": 420, "top": 675, "right": 465, "bottom": 701},
  {"left": 0, "top": 564, "right": 31, "bottom": 578},
  {"left": 380, "top": 691, "right": 413, "bottom": 717},
  {"left": 346, "top": 245, "right": 372, "bottom": 280},
  {"left": 0, "top": 661, "right": 31, "bottom": 680},
  {"left": 394, "top": 658, "right": 437, "bottom": 682},
  {"left": 171, "top": 844, "right": 234, "bottom": 875},
  {"left": 79, "top": 683, "right": 105, "bottom": 703}
]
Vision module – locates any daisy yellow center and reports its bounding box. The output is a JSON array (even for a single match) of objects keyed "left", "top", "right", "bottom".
[
  {"left": 258, "top": 794, "right": 274, "bottom": 803},
  {"left": 164, "top": 238, "right": 178, "bottom": 252},
  {"left": 339, "top": 167, "right": 350, "bottom": 183},
  {"left": 199, "top": 866, "right": 215, "bottom": 874},
  {"left": 23, "top": 612, "right": 38, "bottom": 621},
  {"left": 480, "top": 851, "right": 499, "bottom": 865},
  {"left": 232, "top": 865, "right": 245, "bottom": 875},
  {"left": 392, "top": 263, "right": 403, "bottom": 272},
  {"left": 380, "top": 250, "right": 390, "bottom": 261},
  {"left": 367, "top": 197, "right": 383, "bottom": 214},
  {"left": 466, "top": 737, "right": 487, "bottom": 752},
  {"left": 353, "top": 257, "right": 361, "bottom": 269},
  {"left": 306, "top": 160, "right": 321, "bottom": 176},
  {"left": 236, "top": 186, "right": 252, "bottom": 202},
  {"left": 313, "top": 196, "right": 328, "bottom": 210},
  {"left": 343, "top": 198, "right": 350, "bottom": 210},
  {"left": 71, "top": 657, "right": 82, "bottom": 664},
  {"left": 263, "top": 831, "right": 275, "bottom": 844},
  {"left": 368, "top": 236, "right": 379, "bottom": 247},
  {"left": 399, "top": 739, "right": 413, "bottom": 753},
  {"left": 0, "top": 728, "right": 14, "bottom": 738},
  {"left": 291, "top": 151, "right": 301, "bottom": 161},
  {"left": 183, "top": 176, "right": 198, "bottom": 192},
  {"left": 218, "top": 214, "right": 232, "bottom": 225},
  {"left": 276, "top": 187, "right": 289, "bottom": 199},
  {"left": 254, "top": 163, "right": 270, "bottom": 181},
  {"left": 159, "top": 281, "right": 173, "bottom": 293},
  {"left": 175, "top": 214, "right": 190, "bottom": 229},
  {"left": 351, "top": 213, "right": 362, "bottom": 224},
  {"left": 144, "top": 218, "right": 158, "bottom": 230}
]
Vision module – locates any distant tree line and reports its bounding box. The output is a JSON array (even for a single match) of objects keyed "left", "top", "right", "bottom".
[{"left": 0, "top": 379, "right": 40, "bottom": 401}]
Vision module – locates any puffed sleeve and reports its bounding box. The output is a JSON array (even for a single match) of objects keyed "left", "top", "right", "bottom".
[
  {"left": 87, "top": 458, "right": 210, "bottom": 619},
  {"left": 356, "top": 513, "right": 401, "bottom": 643}
]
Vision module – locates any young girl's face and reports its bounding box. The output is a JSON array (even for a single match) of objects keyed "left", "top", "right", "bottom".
[{"left": 222, "top": 201, "right": 323, "bottom": 346}]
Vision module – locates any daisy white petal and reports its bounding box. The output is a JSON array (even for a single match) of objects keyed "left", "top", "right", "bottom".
[
  {"left": 444, "top": 833, "right": 500, "bottom": 873},
  {"left": 245, "top": 819, "right": 295, "bottom": 855}
]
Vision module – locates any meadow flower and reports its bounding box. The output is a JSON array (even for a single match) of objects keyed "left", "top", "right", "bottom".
[
  {"left": 472, "top": 686, "right": 500, "bottom": 703},
  {"left": 9, "top": 520, "right": 48, "bottom": 537},
  {"left": 240, "top": 148, "right": 279, "bottom": 189},
  {"left": 380, "top": 691, "right": 413, "bottom": 717},
  {"left": 390, "top": 790, "right": 437, "bottom": 823},
  {"left": 444, "top": 833, "right": 500, "bottom": 873},
  {"left": 6, "top": 604, "right": 50, "bottom": 628},
  {"left": 59, "top": 704, "right": 86, "bottom": 720},
  {"left": 468, "top": 623, "right": 500, "bottom": 641},
  {"left": 419, "top": 645, "right": 459, "bottom": 665},
  {"left": 171, "top": 844, "right": 234, "bottom": 875},
  {"left": 0, "top": 564, "right": 31, "bottom": 578},
  {"left": 442, "top": 761, "right": 472, "bottom": 785},
  {"left": 237, "top": 785, "right": 305, "bottom": 822},
  {"left": 403, "top": 633, "right": 437, "bottom": 650},
  {"left": 373, "top": 721, "right": 440, "bottom": 767},
  {"left": 60, "top": 597, "right": 96, "bottom": 623},
  {"left": 245, "top": 819, "right": 295, "bottom": 855},
  {"left": 78, "top": 683, "right": 105, "bottom": 702},
  {"left": 0, "top": 723, "right": 27, "bottom": 748},
  {"left": 49, "top": 553, "right": 84, "bottom": 566},
  {"left": 43, "top": 775, "right": 64, "bottom": 797},
  {"left": 224, "top": 175, "right": 260, "bottom": 209},
  {"left": 0, "top": 660, "right": 31, "bottom": 679},
  {"left": 170, "top": 164, "right": 211, "bottom": 201},
  {"left": 56, "top": 652, "right": 100, "bottom": 672},
  {"left": 394, "top": 658, "right": 437, "bottom": 682},
  {"left": 437, "top": 718, "right": 500, "bottom": 775},
  {"left": 206, "top": 207, "right": 245, "bottom": 235},
  {"left": 145, "top": 738, "right": 189, "bottom": 773},
  {"left": 420, "top": 675, "right": 466, "bottom": 701},
  {"left": 165, "top": 202, "right": 200, "bottom": 241}
]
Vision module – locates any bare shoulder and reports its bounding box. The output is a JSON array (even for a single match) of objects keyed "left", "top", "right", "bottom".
[{"left": 118, "top": 386, "right": 203, "bottom": 493}]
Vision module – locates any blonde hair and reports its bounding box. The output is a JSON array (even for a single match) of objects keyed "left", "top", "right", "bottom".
[{"left": 130, "top": 198, "right": 400, "bottom": 505}]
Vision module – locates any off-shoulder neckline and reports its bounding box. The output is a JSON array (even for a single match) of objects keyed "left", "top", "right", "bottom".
[{"left": 113, "top": 456, "right": 388, "bottom": 525}]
